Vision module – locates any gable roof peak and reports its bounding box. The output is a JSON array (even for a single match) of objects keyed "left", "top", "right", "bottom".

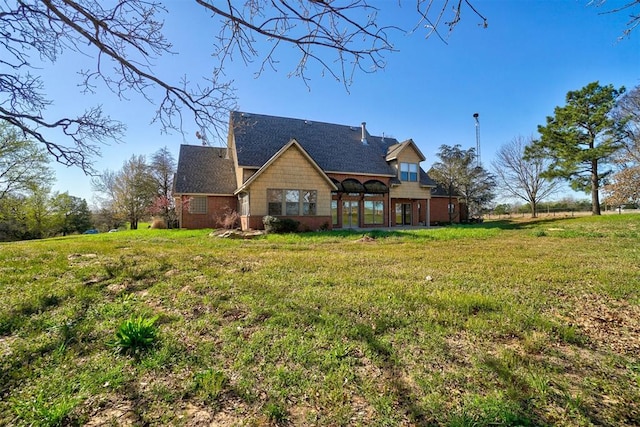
[{"left": 385, "top": 138, "right": 426, "bottom": 162}]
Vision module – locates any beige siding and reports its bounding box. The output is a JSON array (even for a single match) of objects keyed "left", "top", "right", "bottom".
[
  {"left": 391, "top": 145, "right": 431, "bottom": 199},
  {"left": 391, "top": 182, "right": 431, "bottom": 199},
  {"left": 247, "top": 144, "right": 333, "bottom": 216},
  {"left": 398, "top": 149, "right": 423, "bottom": 164}
]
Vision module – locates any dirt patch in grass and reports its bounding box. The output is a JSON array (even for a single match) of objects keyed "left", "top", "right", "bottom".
[
  {"left": 182, "top": 401, "right": 249, "bottom": 426},
  {"left": 556, "top": 294, "right": 640, "bottom": 355},
  {"left": 0, "top": 335, "right": 16, "bottom": 357},
  {"left": 84, "top": 397, "right": 139, "bottom": 426}
]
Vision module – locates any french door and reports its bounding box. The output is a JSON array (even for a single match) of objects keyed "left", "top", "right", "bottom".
[
  {"left": 342, "top": 200, "right": 359, "bottom": 228},
  {"left": 395, "top": 203, "right": 412, "bottom": 226}
]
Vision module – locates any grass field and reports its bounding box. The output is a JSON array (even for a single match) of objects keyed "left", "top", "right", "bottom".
[{"left": 1, "top": 215, "right": 639, "bottom": 426}]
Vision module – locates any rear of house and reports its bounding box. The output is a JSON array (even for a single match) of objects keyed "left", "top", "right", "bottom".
[{"left": 174, "top": 111, "right": 464, "bottom": 230}]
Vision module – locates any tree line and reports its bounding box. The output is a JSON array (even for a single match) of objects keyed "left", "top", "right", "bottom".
[
  {"left": 2, "top": 79, "right": 638, "bottom": 240},
  {"left": 429, "top": 82, "right": 639, "bottom": 220},
  {"left": 91, "top": 148, "right": 177, "bottom": 231},
  {"left": 0, "top": 122, "right": 177, "bottom": 242}
]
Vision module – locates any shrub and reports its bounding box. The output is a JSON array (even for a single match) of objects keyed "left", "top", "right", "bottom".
[
  {"left": 262, "top": 215, "right": 278, "bottom": 232},
  {"left": 111, "top": 315, "right": 158, "bottom": 356},
  {"left": 215, "top": 208, "right": 240, "bottom": 229},
  {"left": 262, "top": 216, "right": 299, "bottom": 233}
]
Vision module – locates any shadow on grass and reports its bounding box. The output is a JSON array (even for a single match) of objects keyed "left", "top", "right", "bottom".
[
  {"left": 480, "top": 216, "right": 585, "bottom": 230},
  {"left": 280, "top": 299, "right": 620, "bottom": 426},
  {"left": 480, "top": 353, "right": 619, "bottom": 427},
  {"left": 0, "top": 293, "right": 64, "bottom": 335},
  {"left": 287, "top": 218, "right": 567, "bottom": 238}
]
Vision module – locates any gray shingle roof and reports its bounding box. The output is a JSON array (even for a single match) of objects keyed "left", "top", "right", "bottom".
[
  {"left": 174, "top": 145, "right": 236, "bottom": 195},
  {"left": 420, "top": 167, "right": 438, "bottom": 187},
  {"left": 232, "top": 111, "right": 400, "bottom": 176}
]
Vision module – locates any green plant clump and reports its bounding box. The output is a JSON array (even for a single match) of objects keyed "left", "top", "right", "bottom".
[
  {"left": 193, "top": 369, "right": 227, "bottom": 401},
  {"left": 262, "top": 215, "right": 299, "bottom": 233},
  {"left": 111, "top": 315, "right": 159, "bottom": 356}
]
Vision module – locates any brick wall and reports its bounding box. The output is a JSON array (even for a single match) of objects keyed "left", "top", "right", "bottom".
[
  {"left": 180, "top": 196, "right": 237, "bottom": 229},
  {"left": 430, "top": 197, "right": 462, "bottom": 224}
]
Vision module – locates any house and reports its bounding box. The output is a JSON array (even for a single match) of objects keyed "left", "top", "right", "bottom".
[{"left": 174, "top": 111, "right": 464, "bottom": 230}]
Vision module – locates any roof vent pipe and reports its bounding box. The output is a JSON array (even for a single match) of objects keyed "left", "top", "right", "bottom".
[{"left": 361, "top": 122, "right": 368, "bottom": 145}]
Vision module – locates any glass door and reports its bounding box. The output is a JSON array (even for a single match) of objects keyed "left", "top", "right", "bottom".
[
  {"left": 395, "top": 203, "right": 412, "bottom": 225},
  {"left": 342, "top": 200, "right": 359, "bottom": 228}
]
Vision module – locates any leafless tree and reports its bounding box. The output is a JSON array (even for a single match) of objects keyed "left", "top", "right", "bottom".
[
  {"left": 604, "top": 84, "right": 640, "bottom": 207},
  {"left": 493, "top": 136, "right": 559, "bottom": 218},
  {"left": 149, "top": 146, "right": 176, "bottom": 226},
  {"left": 1, "top": 0, "right": 489, "bottom": 172},
  {"left": 92, "top": 155, "right": 156, "bottom": 229},
  {"left": 615, "top": 84, "right": 640, "bottom": 163}
]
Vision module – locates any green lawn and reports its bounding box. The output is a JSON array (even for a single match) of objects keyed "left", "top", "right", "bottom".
[{"left": 1, "top": 215, "right": 639, "bottom": 426}]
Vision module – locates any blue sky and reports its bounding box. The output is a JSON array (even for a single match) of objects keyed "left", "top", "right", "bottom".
[{"left": 45, "top": 0, "right": 639, "bottom": 204}]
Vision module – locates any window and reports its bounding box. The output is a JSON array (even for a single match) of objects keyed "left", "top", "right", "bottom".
[
  {"left": 189, "top": 196, "right": 207, "bottom": 214},
  {"left": 267, "top": 189, "right": 317, "bottom": 216},
  {"left": 268, "top": 189, "right": 282, "bottom": 215},
  {"left": 240, "top": 193, "right": 249, "bottom": 216},
  {"left": 364, "top": 200, "right": 384, "bottom": 224},
  {"left": 302, "top": 190, "right": 317, "bottom": 215},
  {"left": 285, "top": 190, "right": 300, "bottom": 215},
  {"left": 400, "top": 163, "right": 418, "bottom": 182},
  {"left": 331, "top": 200, "right": 338, "bottom": 225}
]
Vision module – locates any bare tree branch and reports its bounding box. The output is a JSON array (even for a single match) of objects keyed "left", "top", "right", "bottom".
[
  {"left": 492, "top": 135, "right": 559, "bottom": 217},
  {"left": 1, "top": 0, "right": 489, "bottom": 170},
  {"left": 589, "top": 0, "right": 640, "bottom": 39}
]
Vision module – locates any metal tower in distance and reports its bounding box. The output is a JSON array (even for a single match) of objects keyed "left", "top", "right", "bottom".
[{"left": 473, "top": 113, "right": 481, "bottom": 167}]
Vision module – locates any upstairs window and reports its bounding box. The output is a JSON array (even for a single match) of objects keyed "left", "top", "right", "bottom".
[{"left": 400, "top": 163, "right": 418, "bottom": 182}]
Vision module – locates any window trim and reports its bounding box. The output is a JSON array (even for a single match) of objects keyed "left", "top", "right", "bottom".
[{"left": 267, "top": 189, "right": 318, "bottom": 216}]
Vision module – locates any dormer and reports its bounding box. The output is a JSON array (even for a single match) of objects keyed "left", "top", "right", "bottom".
[{"left": 385, "top": 139, "right": 426, "bottom": 183}]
